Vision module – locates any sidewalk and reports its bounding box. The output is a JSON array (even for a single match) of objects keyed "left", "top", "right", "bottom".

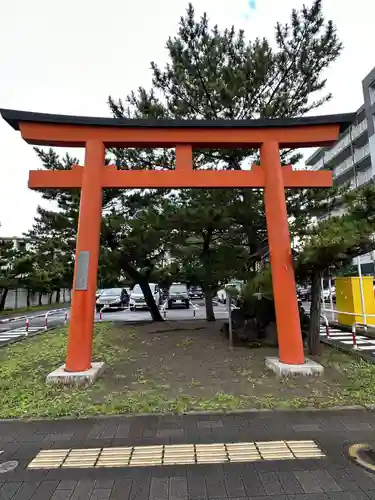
[{"left": 1, "top": 409, "right": 375, "bottom": 499}]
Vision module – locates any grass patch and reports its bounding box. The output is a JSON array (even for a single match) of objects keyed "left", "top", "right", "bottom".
[
  {"left": 0, "top": 303, "right": 68, "bottom": 318},
  {"left": 1, "top": 321, "right": 375, "bottom": 419}
]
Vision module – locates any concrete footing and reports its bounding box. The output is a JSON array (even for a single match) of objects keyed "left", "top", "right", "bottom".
[
  {"left": 265, "top": 357, "right": 324, "bottom": 377},
  {"left": 46, "top": 362, "right": 106, "bottom": 386}
]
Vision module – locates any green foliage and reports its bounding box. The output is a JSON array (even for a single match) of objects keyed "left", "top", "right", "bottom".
[
  {"left": 225, "top": 285, "right": 240, "bottom": 299},
  {"left": 105, "top": 0, "right": 342, "bottom": 304},
  {"left": 23, "top": 151, "right": 80, "bottom": 294},
  {"left": 243, "top": 266, "right": 273, "bottom": 297},
  {"left": 0, "top": 240, "right": 34, "bottom": 309},
  {"left": 296, "top": 185, "right": 375, "bottom": 279},
  {"left": 101, "top": 192, "right": 173, "bottom": 280},
  {"left": 162, "top": 190, "right": 250, "bottom": 293}
]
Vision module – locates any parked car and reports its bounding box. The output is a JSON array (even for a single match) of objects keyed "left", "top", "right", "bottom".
[
  {"left": 168, "top": 283, "right": 190, "bottom": 309},
  {"left": 189, "top": 286, "right": 203, "bottom": 299},
  {"left": 129, "top": 283, "right": 161, "bottom": 311},
  {"left": 217, "top": 281, "right": 244, "bottom": 304},
  {"left": 96, "top": 288, "right": 129, "bottom": 312},
  {"left": 297, "top": 286, "right": 310, "bottom": 301}
]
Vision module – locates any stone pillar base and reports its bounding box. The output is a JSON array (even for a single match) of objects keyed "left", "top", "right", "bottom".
[
  {"left": 46, "top": 362, "right": 105, "bottom": 386},
  {"left": 265, "top": 357, "right": 324, "bottom": 377}
]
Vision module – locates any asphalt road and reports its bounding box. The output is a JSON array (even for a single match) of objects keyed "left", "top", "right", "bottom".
[
  {"left": 0, "top": 300, "right": 337, "bottom": 348},
  {"left": 101, "top": 299, "right": 230, "bottom": 322},
  {"left": 0, "top": 300, "right": 230, "bottom": 347}
]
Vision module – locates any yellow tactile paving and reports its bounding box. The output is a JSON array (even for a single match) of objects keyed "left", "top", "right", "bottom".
[{"left": 27, "top": 440, "right": 326, "bottom": 469}]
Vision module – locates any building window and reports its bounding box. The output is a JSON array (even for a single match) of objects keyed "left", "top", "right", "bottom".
[
  {"left": 18, "top": 241, "right": 26, "bottom": 252},
  {"left": 370, "top": 85, "right": 375, "bottom": 106}
]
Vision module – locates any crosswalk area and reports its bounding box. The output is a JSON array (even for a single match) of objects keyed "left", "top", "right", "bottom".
[
  {"left": 320, "top": 325, "right": 375, "bottom": 356},
  {"left": 0, "top": 326, "right": 44, "bottom": 345}
]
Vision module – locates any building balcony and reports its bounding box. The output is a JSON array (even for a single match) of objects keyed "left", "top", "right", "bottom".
[
  {"left": 357, "top": 168, "right": 373, "bottom": 187},
  {"left": 351, "top": 119, "right": 367, "bottom": 140},
  {"left": 333, "top": 157, "right": 353, "bottom": 178},
  {"left": 309, "top": 157, "right": 325, "bottom": 171},
  {"left": 325, "top": 133, "right": 351, "bottom": 164},
  {"left": 348, "top": 167, "right": 374, "bottom": 190},
  {"left": 307, "top": 120, "right": 367, "bottom": 171},
  {"left": 333, "top": 143, "right": 371, "bottom": 180},
  {"left": 354, "top": 142, "right": 370, "bottom": 163}
]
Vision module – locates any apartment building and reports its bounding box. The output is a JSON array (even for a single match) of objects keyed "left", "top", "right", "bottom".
[
  {"left": 0, "top": 236, "right": 30, "bottom": 252},
  {"left": 306, "top": 66, "right": 375, "bottom": 274}
]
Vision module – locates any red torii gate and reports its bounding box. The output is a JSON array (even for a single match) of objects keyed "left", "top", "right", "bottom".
[{"left": 0, "top": 109, "right": 354, "bottom": 378}]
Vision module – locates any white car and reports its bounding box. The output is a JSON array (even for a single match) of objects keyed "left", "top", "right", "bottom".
[
  {"left": 217, "top": 281, "right": 244, "bottom": 304},
  {"left": 129, "top": 283, "right": 161, "bottom": 311}
]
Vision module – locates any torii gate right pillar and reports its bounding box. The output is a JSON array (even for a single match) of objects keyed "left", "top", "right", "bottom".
[
  {"left": 261, "top": 141, "right": 304, "bottom": 365},
  {"left": 261, "top": 141, "right": 322, "bottom": 375}
]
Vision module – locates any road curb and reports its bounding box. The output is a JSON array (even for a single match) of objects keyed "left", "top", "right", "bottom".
[{"left": 0, "top": 405, "right": 370, "bottom": 423}]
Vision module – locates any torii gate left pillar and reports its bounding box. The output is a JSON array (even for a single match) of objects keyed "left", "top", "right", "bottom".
[
  {"left": 0, "top": 108, "right": 354, "bottom": 383},
  {"left": 67, "top": 140, "right": 104, "bottom": 373}
]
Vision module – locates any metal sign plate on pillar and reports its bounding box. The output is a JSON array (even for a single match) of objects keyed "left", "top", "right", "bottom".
[{"left": 75, "top": 251, "right": 90, "bottom": 291}]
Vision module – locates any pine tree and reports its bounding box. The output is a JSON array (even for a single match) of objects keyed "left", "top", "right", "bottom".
[
  {"left": 108, "top": 0, "right": 343, "bottom": 320},
  {"left": 0, "top": 239, "right": 33, "bottom": 311},
  {"left": 24, "top": 0, "right": 343, "bottom": 325},
  {"left": 165, "top": 189, "right": 250, "bottom": 320}
]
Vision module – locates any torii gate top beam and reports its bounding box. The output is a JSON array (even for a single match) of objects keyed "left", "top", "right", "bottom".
[{"left": 0, "top": 109, "right": 355, "bottom": 148}]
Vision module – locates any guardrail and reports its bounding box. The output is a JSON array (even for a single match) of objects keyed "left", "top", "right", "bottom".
[
  {"left": 0, "top": 313, "right": 31, "bottom": 325},
  {"left": 227, "top": 298, "right": 241, "bottom": 349},
  {"left": 190, "top": 301, "right": 199, "bottom": 319},
  {"left": 320, "top": 308, "right": 375, "bottom": 349},
  {"left": 161, "top": 300, "right": 168, "bottom": 319},
  {"left": 23, "top": 308, "right": 69, "bottom": 334},
  {"left": 99, "top": 306, "right": 105, "bottom": 321},
  {"left": 159, "top": 300, "right": 200, "bottom": 319},
  {"left": 322, "top": 308, "right": 375, "bottom": 327},
  {"left": 320, "top": 314, "right": 330, "bottom": 338},
  {"left": 0, "top": 307, "right": 69, "bottom": 324}
]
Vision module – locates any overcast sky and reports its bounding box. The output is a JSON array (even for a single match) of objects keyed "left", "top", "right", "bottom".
[{"left": 1, "top": 0, "right": 374, "bottom": 236}]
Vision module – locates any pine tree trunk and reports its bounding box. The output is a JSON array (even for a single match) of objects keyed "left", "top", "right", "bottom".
[
  {"left": 139, "top": 280, "right": 163, "bottom": 322},
  {"left": 308, "top": 270, "right": 323, "bottom": 356},
  {"left": 0, "top": 289, "right": 8, "bottom": 311},
  {"left": 38, "top": 292, "right": 43, "bottom": 306},
  {"left": 48, "top": 292, "right": 53, "bottom": 305},
  {"left": 121, "top": 262, "right": 163, "bottom": 322},
  {"left": 56, "top": 289, "right": 61, "bottom": 303},
  {"left": 205, "top": 288, "right": 215, "bottom": 322}
]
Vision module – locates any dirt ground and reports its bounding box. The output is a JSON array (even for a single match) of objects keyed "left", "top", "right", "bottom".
[{"left": 91, "top": 319, "right": 356, "bottom": 409}]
